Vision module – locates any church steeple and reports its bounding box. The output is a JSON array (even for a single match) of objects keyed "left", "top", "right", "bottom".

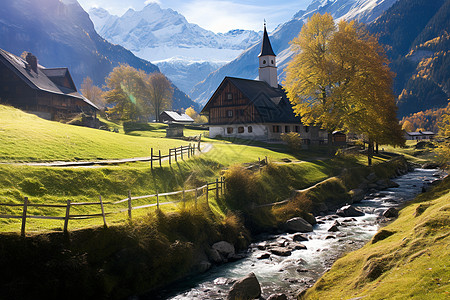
[{"left": 258, "top": 22, "right": 278, "bottom": 88}]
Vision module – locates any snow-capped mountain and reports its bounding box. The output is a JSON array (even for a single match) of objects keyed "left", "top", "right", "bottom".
[
  {"left": 191, "top": 0, "right": 398, "bottom": 105},
  {"left": 88, "top": 4, "right": 261, "bottom": 94}
]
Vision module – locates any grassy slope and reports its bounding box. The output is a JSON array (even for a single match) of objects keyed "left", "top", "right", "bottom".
[{"left": 303, "top": 177, "right": 450, "bottom": 300}]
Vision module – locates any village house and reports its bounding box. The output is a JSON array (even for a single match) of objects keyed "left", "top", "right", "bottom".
[
  {"left": 0, "top": 48, "right": 98, "bottom": 121},
  {"left": 404, "top": 130, "right": 436, "bottom": 141},
  {"left": 201, "top": 24, "right": 327, "bottom": 143}
]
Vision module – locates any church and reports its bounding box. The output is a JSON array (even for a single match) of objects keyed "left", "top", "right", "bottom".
[{"left": 201, "top": 24, "right": 327, "bottom": 143}]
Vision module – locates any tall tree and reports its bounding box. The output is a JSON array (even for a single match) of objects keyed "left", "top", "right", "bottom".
[
  {"left": 141, "top": 72, "right": 173, "bottom": 122},
  {"left": 436, "top": 112, "right": 450, "bottom": 168},
  {"left": 104, "top": 64, "right": 141, "bottom": 121},
  {"left": 80, "top": 77, "right": 105, "bottom": 109},
  {"left": 284, "top": 13, "right": 404, "bottom": 165}
]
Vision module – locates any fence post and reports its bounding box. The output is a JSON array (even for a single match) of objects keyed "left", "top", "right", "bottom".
[
  {"left": 216, "top": 178, "right": 219, "bottom": 200},
  {"left": 169, "top": 148, "right": 172, "bottom": 165},
  {"left": 99, "top": 195, "right": 107, "bottom": 228},
  {"left": 151, "top": 148, "right": 153, "bottom": 169},
  {"left": 159, "top": 150, "right": 162, "bottom": 168},
  {"left": 206, "top": 184, "right": 209, "bottom": 205},
  {"left": 198, "top": 137, "right": 201, "bottom": 152},
  {"left": 265, "top": 156, "right": 268, "bottom": 164},
  {"left": 128, "top": 190, "right": 132, "bottom": 221},
  {"left": 181, "top": 146, "right": 184, "bottom": 160},
  {"left": 175, "top": 148, "right": 178, "bottom": 162},
  {"left": 188, "top": 144, "right": 191, "bottom": 158},
  {"left": 156, "top": 190, "right": 159, "bottom": 210},
  {"left": 21, "top": 197, "right": 28, "bottom": 237},
  {"left": 63, "top": 199, "right": 71, "bottom": 233},
  {"left": 195, "top": 187, "right": 198, "bottom": 209}
]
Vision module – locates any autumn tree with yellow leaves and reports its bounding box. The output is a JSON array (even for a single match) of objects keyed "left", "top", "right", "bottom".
[{"left": 284, "top": 13, "right": 404, "bottom": 165}]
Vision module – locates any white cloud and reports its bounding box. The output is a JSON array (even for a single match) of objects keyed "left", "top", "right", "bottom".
[{"left": 144, "top": 0, "right": 161, "bottom": 5}]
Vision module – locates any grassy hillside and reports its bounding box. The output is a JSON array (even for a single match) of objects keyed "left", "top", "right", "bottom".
[{"left": 302, "top": 176, "right": 450, "bottom": 300}]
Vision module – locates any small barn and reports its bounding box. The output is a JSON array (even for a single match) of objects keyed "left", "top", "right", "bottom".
[
  {"left": 0, "top": 49, "right": 98, "bottom": 121},
  {"left": 332, "top": 131, "right": 347, "bottom": 146},
  {"left": 159, "top": 110, "right": 194, "bottom": 138}
]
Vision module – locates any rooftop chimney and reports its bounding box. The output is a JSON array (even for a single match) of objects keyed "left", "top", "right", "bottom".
[{"left": 25, "top": 52, "right": 38, "bottom": 73}]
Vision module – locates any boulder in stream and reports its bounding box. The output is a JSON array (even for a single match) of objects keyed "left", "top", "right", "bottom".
[
  {"left": 336, "top": 205, "right": 365, "bottom": 217},
  {"left": 292, "top": 233, "right": 309, "bottom": 242},
  {"left": 212, "top": 241, "right": 235, "bottom": 259},
  {"left": 383, "top": 207, "right": 398, "bottom": 218},
  {"left": 270, "top": 247, "right": 292, "bottom": 256},
  {"left": 328, "top": 224, "right": 339, "bottom": 232},
  {"left": 285, "top": 217, "right": 313, "bottom": 233},
  {"left": 267, "top": 293, "right": 288, "bottom": 300},
  {"left": 350, "top": 188, "right": 365, "bottom": 203},
  {"left": 226, "top": 272, "right": 261, "bottom": 300}
]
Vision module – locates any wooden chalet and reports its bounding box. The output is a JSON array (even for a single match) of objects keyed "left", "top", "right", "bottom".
[
  {"left": 0, "top": 48, "right": 98, "bottom": 121},
  {"left": 404, "top": 130, "right": 435, "bottom": 141},
  {"left": 201, "top": 24, "right": 327, "bottom": 143}
]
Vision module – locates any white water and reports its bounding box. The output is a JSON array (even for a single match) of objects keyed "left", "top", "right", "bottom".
[{"left": 154, "top": 168, "right": 444, "bottom": 299}]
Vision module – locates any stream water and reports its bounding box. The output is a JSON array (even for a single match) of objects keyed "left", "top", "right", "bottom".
[{"left": 154, "top": 168, "right": 445, "bottom": 300}]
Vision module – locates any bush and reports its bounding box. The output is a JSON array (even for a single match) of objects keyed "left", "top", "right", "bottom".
[
  {"left": 123, "top": 121, "right": 153, "bottom": 133},
  {"left": 281, "top": 132, "right": 302, "bottom": 152}
]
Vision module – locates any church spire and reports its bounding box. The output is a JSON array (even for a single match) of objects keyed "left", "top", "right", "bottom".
[
  {"left": 259, "top": 23, "right": 276, "bottom": 57},
  {"left": 258, "top": 22, "right": 278, "bottom": 88}
]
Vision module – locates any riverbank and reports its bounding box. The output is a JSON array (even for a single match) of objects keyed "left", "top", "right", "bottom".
[
  {"left": 0, "top": 155, "right": 413, "bottom": 299},
  {"left": 300, "top": 173, "right": 450, "bottom": 299}
]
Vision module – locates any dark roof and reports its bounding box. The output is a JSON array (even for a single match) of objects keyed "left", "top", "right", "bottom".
[
  {"left": 203, "top": 76, "right": 300, "bottom": 124},
  {"left": 258, "top": 25, "right": 276, "bottom": 57},
  {"left": 0, "top": 48, "right": 98, "bottom": 110}
]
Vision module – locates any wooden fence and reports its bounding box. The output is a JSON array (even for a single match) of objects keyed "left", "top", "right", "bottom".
[
  {"left": 151, "top": 140, "right": 201, "bottom": 169},
  {"left": 0, "top": 177, "right": 225, "bottom": 236}
]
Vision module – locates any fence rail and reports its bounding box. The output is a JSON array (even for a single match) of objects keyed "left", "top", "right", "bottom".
[
  {"left": 0, "top": 177, "right": 225, "bottom": 236},
  {"left": 150, "top": 140, "right": 201, "bottom": 169}
]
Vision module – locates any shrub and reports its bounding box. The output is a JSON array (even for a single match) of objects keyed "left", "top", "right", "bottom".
[
  {"left": 223, "top": 165, "right": 259, "bottom": 211},
  {"left": 281, "top": 132, "right": 302, "bottom": 152}
]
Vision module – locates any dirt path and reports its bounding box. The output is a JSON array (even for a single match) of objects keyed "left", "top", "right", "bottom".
[{"left": 8, "top": 143, "right": 213, "bottom": 167}]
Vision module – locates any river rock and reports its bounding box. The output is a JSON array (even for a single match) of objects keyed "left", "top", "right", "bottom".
[
  {"left": 227, "top": 272, "right": 261, "bottom": 300},
  {"left": 336, "top": 205, "right": 365, "bottom": 217},
  {"left": 207, "top": 248, "right": 223, "bottom": 263},
  {"left": 285, "top": 217, "right": 313, "bottom": 233},
  {"left": 383, "top": 207, "right": 398, "bottom": 218},
  {"left": 328, "top": 224, "right": 339, "bottom": 232},
  {"left": 422, "top": 162, "right": 440, "bottom": 169},
  {"left": 350, "top": 188, "right": 365, "bottom": 203},
  {"left": 257, "top": 253, "right": 271, "bottom": 260},
  {"left": 292, "top": 233, "right": 309, "bottom": 242},
  {"left": 212, "top": 241, "right": 235, "bottom": 259},
  {"left": 290, "top": 243, "right": 307, "bottom": 250},
  {"left": 197, "top": 261, "right": 212, "bottom": 273},
  {"left": 270, "top": 247, "right": 292, "bottom": 257},
  {"left": 267, "top": 293, "right": 288, "bottom": 300}
]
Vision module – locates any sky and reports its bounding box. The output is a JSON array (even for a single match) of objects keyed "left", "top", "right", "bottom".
[{"left": 77, "top": 0, "right": 312, "bottom": 33}]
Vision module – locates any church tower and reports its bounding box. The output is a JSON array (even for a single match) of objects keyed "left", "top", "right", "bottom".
[{"left": 258, "top": 23, "right": 278, "bottom": 88}]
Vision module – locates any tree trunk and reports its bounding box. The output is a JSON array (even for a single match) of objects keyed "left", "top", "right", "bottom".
[{"left": 368, "top": 139, "right": 373, "bottom": 166}]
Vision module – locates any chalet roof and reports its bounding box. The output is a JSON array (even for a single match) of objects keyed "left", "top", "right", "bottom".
[
  {"left": 0, "top": 48, "right": 98, "bottom": 110},
  {"left": 202, "top": 76, "right": 300, "bottom": 124},
  {"left": 405, "top": 131, "right": 435, "bottom": 136},
  {"left": 259, "top": 25, "right": 276, "bottom": 57},
  {"left": 161, "top": 111, "right": 194, "bottom": 123}
]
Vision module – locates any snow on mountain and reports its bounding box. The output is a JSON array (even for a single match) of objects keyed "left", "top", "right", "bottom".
[
  {"left": 191, "top": 0, "right": 398, "bottom": 106},
  {"left": 88, "top": 4, "right": 261, "bottom": 94}
]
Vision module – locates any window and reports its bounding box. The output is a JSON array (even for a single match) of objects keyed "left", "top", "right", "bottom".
[
  {"left": 273, "top": 125, "right": 280, "bottom": 133},
  {"left": 238, "top": 127, "right": 244, "bottom": 133},
  {"left": 294, "top": 126, "right": 300, "bottom": 133},
  {"left": 263, "top": 60, "right": 266, "bottom": 64},
  {"left": 227, "top": 93, "right": 233, "bottom": 100},
  {"left": 248, "top": 126, "right": 253, "bottom": 133},
  {"left": 227, "top": 127, "right": 234, "bottom": 134},
  {"left": 227, "top": 110, "right": 233, "bottom": 118},
  {"left": 285, "top": 125, "right": 290, "bottom": 133},
  {"left": 304, "top": 126, "right": 309, "bottom": 133},
  {"left": 271, "top": 60, "right": 274, "bottom": 64}
]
